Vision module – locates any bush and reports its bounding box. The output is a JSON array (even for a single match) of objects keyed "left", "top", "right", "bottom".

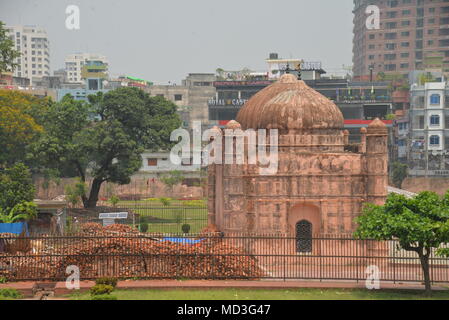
[
  {"left": 109, "top": 195, "right": 120, "bottom": 207},
  {"left": 0, "top": 288, "right": 23, "bottom": 299},
  {"left": 182, "top": 224, "right": 191, "bottom": 234},
  {"left": 159, "top": 197, "right": 172, "bottom": 206},
  {"left": 90, "top": 284, "right": 114, "bottom": 296},
  {"left": 140, "top": 223, "right": 149, "bottom": 233},
  {"left": 95, "top": 277, "right": 118, "bottom": 288},
  {"left": 0, "top": 277, "right": 7, "bottom": 284},
  {"left": 91, "top": 294, "right": 117, "bottom": 300}
]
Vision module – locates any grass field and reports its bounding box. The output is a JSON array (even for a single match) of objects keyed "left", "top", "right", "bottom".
[
  {"left": 114, "top": 199, "right": 208, "bottom": 234},
  {"left": 70, "top": 288, "right": 449, "bottom": 300}
]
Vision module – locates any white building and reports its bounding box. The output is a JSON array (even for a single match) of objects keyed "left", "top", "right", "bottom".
[
  {"left": 139, "top": 151, "right": 202, "bottom": 179},
  {"left": 6, "top": 25, "right": 50, "bottom": 84},
  {"left": 65, "top": 53, "right": 108, "bottom": 83},
  {"left": 408, "top": 81, "right": 449, "bottom": 176}
]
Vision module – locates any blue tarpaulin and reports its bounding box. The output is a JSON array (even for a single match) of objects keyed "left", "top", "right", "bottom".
[
  {"left": 162, "top": 237, "right": 203, "bottom": 244},
  {"left": 0, "top": 222, "right": 29, "bottom": 235}
]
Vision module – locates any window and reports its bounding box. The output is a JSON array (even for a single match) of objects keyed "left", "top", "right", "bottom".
[
  {"left": 430, "top": 135, "right": 440, "bottom": 146},
  {"left": 430, "top": 94, "right": 441, "bottom": 105},
  {"left": 296, "top": 220, "right": 312, "bottom": 253},
  {"left": 430, "top": 115, "right": 440, "bottom": 126},
  {"left": 147, "top": 158, "right": 158, "bottom": 166},
  {"left": 174, "top": 94, "right": 182, "bottom": 101}
]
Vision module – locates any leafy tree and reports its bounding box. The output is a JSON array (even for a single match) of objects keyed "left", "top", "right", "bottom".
[
  {"left": 0, "top": 90, "right": 51, "bottom": 166},
  {"left": 355, "top": 192, "right": 449, "bottom": 295},
  {"left": 0, "top": 163, "right": 37, "bottom": 223},
  {"left": 33, "top": 87, "right": 181, "bottom": 208},
  {"left": 391, "top": 162, "right": 408, "bottom": 189},
  {"left": 0, "top": 21, "right": 21, "bottom": 75}
]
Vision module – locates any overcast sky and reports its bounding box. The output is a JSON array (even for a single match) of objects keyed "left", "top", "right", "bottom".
[{"left": 0, "top": 0, "right": 354, "bottom": 84}]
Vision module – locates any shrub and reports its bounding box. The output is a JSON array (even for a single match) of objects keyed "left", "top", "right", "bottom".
[
  {"left": 0, "top": 288, "right": 23, "bottom": 299},
  {"left": 109, "top": 195, "right": 120, "bottom": 207},
  {"left": 90, "top": 284, "right": 114, "bottom": 296},
  {"left": 159, "top": 197, "right": 171, "bottom": 206},
  {"left": 95, "top": 277, "right": 118, "bottom": 288},
  {"left": 140, "top": 223, "right": 149, "bottom": 233},
  {"left": 91, "top": 294, "right": 117, "bottom": 300},
  {"left": 0, "top": 277, "right": 7, "bottom": 284},
  {"left": 182, "top": 224, "right": 191, "bottom": 234}
]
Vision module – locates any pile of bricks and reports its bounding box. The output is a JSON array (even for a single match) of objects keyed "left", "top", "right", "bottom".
[{"left": 0, "top": 224, "right": 263, "bottom": 281}]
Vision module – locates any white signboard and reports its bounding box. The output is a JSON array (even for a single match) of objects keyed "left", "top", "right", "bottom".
[{"left": 99, "top": 212, "right": 128, "bottom": 226}]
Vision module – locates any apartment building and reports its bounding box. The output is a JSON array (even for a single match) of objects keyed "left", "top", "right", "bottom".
[
  {"left": 353, "top": 0, "right": 449, "bottom": 79},
  {"left": 6, "top": 25, "right": 50, "bottom": 83},
  {"left": 65, "top": 53, "right": 108, "bottom": 83},
  {"left": 145, "top": 73, "right": 216, "bottom": 129},
  {"left": 408, "top": 81, "right": 449, "bottom": 175}
]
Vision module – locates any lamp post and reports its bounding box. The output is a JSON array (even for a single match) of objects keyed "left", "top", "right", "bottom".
[{"left": 369, "top": 63, "right": 375, "bottom": 82}]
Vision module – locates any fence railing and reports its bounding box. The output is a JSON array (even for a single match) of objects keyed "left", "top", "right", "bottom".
[{"left": 0, "top": 234, "right": 448, "bottom": 283}]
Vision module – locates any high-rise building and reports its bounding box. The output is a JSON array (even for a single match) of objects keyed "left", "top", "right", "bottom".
[
  {"left": 353, "top": 0, "right": 449, "bottom": 80},
  {"left": 64, "top": 53, "right": 108, "bottom": 83},
  {"left": 6, "top": 25, "right": 50, "bottom": 84}
]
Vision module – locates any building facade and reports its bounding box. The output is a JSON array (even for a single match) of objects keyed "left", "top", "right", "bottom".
[
  {"left": 145, "top": 73, "right": 216, "bottom": 128},
  {"left": 408, "top": 81, "right": 449, "bottom": 175},
  {"left": 6, "top": 25, "right": 50, "bottom": 83},
  {"left": 65, "top": 53, "right": 108, "bottom": 83},
  {"left": 353, "top": 0, "right": 449, "bottom": 79}
]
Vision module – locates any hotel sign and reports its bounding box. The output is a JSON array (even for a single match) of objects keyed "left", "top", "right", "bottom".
[
  {"left": 208, "top": 98, "right": 248, "bottom": 108},
  {"left": 214, "top": 81, "right": 272, "bottom": 87},
  {"left": 301, "top": 61, "right": 322, "bottom": 71}
]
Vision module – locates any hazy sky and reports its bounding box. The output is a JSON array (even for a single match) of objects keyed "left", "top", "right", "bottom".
[{"left": 0, "top": 0, "right": 354, "bottom": 84}]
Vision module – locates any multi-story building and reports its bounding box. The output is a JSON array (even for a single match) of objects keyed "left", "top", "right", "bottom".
[
  {"left": 353, "top": 0, "right": 449, "bottom": 79},
  {"left": 145, "top": 73, "right": 216, "bottom": 129},
  {"left": 408, "top": 81, "right": 449, "bottom": 176},
  {"left": 64, "top": 53, "right": 108, "bottom": 83},
  {"left": 6, "top": 25, "right": 50, "bottom": 83}
]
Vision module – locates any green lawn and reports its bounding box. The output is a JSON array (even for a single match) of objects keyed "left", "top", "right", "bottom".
[
  {"left": 70, "top": 288, "right": 449, "bottom": 300},
  {"left": 134, "top": 206, "right": 207, "bottom": 234},
  {"left": 114, "top": 199, "right": 208, "bottom": 234}
]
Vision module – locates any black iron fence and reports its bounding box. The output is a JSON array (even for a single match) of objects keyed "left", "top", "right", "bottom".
[{"left": 0, "top": 233, "right": 448, "bottom": 283}]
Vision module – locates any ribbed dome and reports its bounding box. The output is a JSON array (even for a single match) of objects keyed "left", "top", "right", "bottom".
[{"left": 236, "top": 74, "right": 344, "bottom": 130}]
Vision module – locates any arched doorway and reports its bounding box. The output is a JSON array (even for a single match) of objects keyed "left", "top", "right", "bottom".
[{"left": 296, "top": 220, "right": 312, "bottom": 253}]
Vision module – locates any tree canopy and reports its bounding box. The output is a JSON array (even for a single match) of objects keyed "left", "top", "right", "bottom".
[
  {"left": 0, "top": 90, "right": 51, "bottom": 166},
  {"left": 33, "top": 87, "right": 181, "bottom": 208},
  {"left": 355, "top": 192, "right": 449, "bottom": 294},
  {"left": 0, "top": 21, "right": 20, "bottom": 75}
]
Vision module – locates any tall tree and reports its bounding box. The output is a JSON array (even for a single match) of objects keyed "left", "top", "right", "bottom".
[
  {"left": 355, "top": 192, "right": 449, "bottom": 295},
  {"left": 0, "top": 21, "right": 20, "bottom": 75},
  {"left": 33, "top": 87, "right": 181, "bottom": 208}
]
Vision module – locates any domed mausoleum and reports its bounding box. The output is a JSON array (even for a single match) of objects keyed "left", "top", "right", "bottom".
[{"left": 207, "top": 74, "right": 388, "bottom": 237}]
